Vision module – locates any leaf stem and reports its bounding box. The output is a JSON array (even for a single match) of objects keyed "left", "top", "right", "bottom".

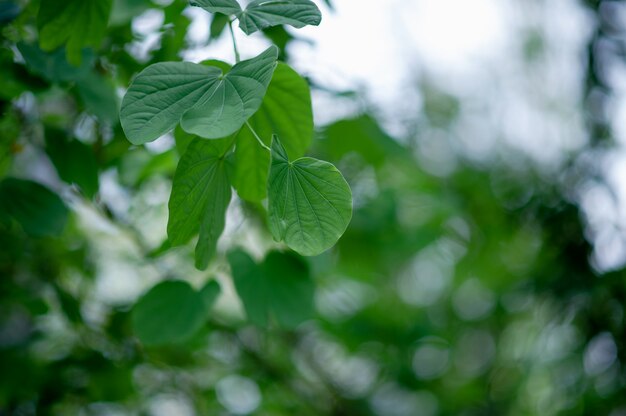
[
  {"left": 228, "top": 20, "right": 240, "bottom": 63},
  {"left": 245, "top": 121, "right": 271, "bottom": 152}
]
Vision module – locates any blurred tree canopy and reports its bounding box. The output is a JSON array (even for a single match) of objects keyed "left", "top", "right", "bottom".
[{"left": 1, "top": 0, "right": 626, "bottom": 415}]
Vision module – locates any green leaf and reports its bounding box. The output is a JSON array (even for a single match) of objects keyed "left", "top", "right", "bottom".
[
  {"left": 232, "top": 63, "right": 313, "bottom": 202},
  {"left": 237, "top": 0, "right": 322, "bottom": 35},
  {"left": 132, "top": 280, "right": 208, "bottom": 346},
  {"left": 267, "top": 137, "right": 352, "bottom": 256},
  {"left": 319, "top": 115, "right": 404, "bottom": 167},
  {"left": 200, "top": 280, "right": 221, "bottom": 311},
  {"left": 121, "top": 47, "right": 277, "bottom": 145},
  {"left": 76, "top": 72, "right": 119, "bottom": 123},
  {"left": 17, "top": 43, "right": 95, "bottom": 83},
  {"left": 168, "top": 138, "right": 233, "bottom": 270},
  {"left": 0, "top": 178, "right": 69, "bottom": 237},
  {"left": 45, "top": 128, "right": 99, "bottom": 198},
  {"left": 190, "top": 0, "right": 242, "bottom": 15},
  {"left": 120, "top": 62, "right": 223, "bottom": 145},
  {"left": 37, "top": 0, "right": 112, "bottom": 65},
  {"left": 180, "top": 46, "right": 278, "bottom": 139},
  {"left": 228, "top": 249, "right": 314, "bottom": 328}
]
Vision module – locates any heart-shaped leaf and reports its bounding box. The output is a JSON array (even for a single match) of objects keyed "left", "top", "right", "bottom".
[
  {"left": 120, "top": 46, "right": 278, "bottom": 145},
  {"left": 180, "top": 45, "right": 278, "bottom": 139},
  {"left": 232, "top": 62, "right": 313, "bottom": 201},
  {"left": 267, "top": 137, "right": 352, "bottom": 256},
  {"left": 168, "top": 138, "right": 233, "bottom": 270},
  {"left": 120, "top": 62, "right": 222, "bottom": 145}
]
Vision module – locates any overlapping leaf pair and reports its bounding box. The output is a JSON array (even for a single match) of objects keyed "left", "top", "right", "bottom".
[{"left": 119, "top": 0, "right": 352, "bottom": 274}]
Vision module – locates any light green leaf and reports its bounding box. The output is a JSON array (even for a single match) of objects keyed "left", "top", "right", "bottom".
[
  {"left": 132, "top": 280, "right": 208, "bottom": 346},
  {"left": 232, "top": 63, "right": 312, "bottom": 201},
  {"left": 237, "top": 0, "right": 322, "bottom": 35},
  {"left": 168, "top": 138, "right": 233, "bottom": 270},
  {"left": 37, "top": 0, "right": 112, "bottom": 65},
  {"left": 180, "top": 45, "right": 278, "bottom": 139},
  {"left": 228, "top": 249, "right": 314, "bottom": 328},
  {"left": 190, "top": 0, "right": 242, "bottom": 15},
  {"left": 267, "top": 137, "right": 352, "bottom": 256},
  {"left": 120, "top": 62, "right": 222, "bottom": 145},
  {"left": 0, "top": 178, "right": 69, "bottom": 237}
]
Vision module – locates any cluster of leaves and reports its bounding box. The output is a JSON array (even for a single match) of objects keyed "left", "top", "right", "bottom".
[
  {"left": 2, "top": 0, "right": 626, "bottom": 414},
  {"left": 120, "top": 0, "right": 352, "bottom": 275}
]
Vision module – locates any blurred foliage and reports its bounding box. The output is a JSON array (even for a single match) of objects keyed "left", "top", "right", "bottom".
[{"left": 1, "top": 0, "right": 626, "bottom": 415}]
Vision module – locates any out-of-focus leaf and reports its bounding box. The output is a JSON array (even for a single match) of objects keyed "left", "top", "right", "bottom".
[
  {"left": 228, "top": 249, "right": 314, "bottom": 327},
  {"left": 190, "top": 0, "right": 242, "bottom": 16},
  {"left": 75, "top": 72, "right": 119, "bottom": 123},
  {"left": 200, "top": 280, "right": 221, "bottom": 311},
  {"left": 261, "top": 26, "right": 295, "bottom": 60},
  {"left": 168, "top": 139, "right": 233, "bottom": 270},
  {"left": 152, "top": 1, "right": 191, "bottom": 62},
  {"left": 267, "top": 137, "right": 352, "bottom": 256},
  {"left": 0, "top": 177, "right": 68, "bottom": 237},
  {"left": 0, "top": 1, "right": 20, "bottom": 25},
  {"left": 17, "top": 43, "right": 94, "bottom": 83},
  {"left": 210, "top": 13, "right": 230, "bottom": 41},
  {"left": 110, "top": 0, "right": 151, "bottom": 26},
  {"left": 232, "top": 62, "right": 312, "bottom": 202},
  {"left": 118, "top": 148, "right": 178, "bottom": 187},
  {"left": 45, "top": 128, "right": 99, "bottom": 198},
  {"left": 132, "top": 280, "right": 209, "bottom": 345},
  {"left": 319, "top": 115, "right": 403, "bottom": 167},
  {"left": 37, "top": 0, "right": 112, "bottom": 65}
]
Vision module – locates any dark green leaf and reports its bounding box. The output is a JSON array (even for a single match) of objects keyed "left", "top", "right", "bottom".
[
  {"left": 45, "top": 129, "right": 99, "bottom": 198},
  {"left": 168, "top": 138, "right": 233, "bottom": 270},
  {"left": 237, "top": 0, "right": 322, "bottom": 35},
  {"left": 132, "top": 280, "right": 207, "bottom": 345},
  {"left": 267, "top": 137, "right": 352, "bottom": 256},
  {"left": 37, "top": 0, "right": 112, "bottom": 65},
  {"left": 17, "top": 43, "right": 95, "bottom": 83},
  {"left": 0, "top": 178, "right": 68, "bottom": 237},
  {"left": 228, "top": 249, "right": 314, "bottom": 327},
  {"left": 76, "top": 72, "right": 119, "bottom": 123}
]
